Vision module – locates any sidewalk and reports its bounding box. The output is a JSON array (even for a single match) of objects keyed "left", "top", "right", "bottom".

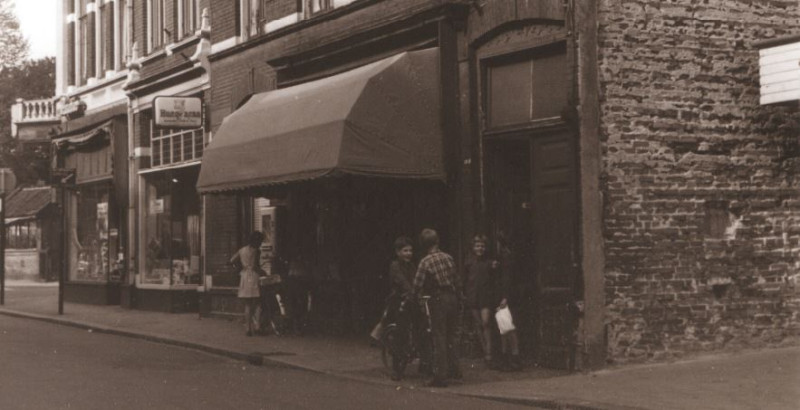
[{"left": 1, "top": 282, "right": 798, "bottom": 410}]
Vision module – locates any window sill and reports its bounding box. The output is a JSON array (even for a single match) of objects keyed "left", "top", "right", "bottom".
[{"left": 166, "top": 35, "right": 201, "bottom": 56}]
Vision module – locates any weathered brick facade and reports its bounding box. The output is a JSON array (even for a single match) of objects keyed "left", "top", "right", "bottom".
[{"left": 598, "top": 0, "right": 800, "bottom": 363}]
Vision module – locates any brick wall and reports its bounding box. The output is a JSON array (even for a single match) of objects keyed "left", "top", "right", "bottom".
[
  {"left": 598, "top": 0, "right": 800, "bottom": 363},
  {"left": 210, "top": 0, "right": 236, "bottom": 43}
]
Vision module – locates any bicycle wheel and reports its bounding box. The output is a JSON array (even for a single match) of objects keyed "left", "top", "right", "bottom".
[{"left": 381, "top": 324, "right": 398, "bottom": 370}]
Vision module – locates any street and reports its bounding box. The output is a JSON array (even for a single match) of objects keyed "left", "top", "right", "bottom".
[{"left": 0, "top": 315, "right": 532, "bottom": 410}]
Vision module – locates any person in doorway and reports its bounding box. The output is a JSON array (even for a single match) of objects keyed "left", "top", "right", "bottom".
[
  {"left": 463, "top": 234, "right": 499, "bottom": 369},
  {"left": 412, "top": 228, "right": 462, "bottom": 388},
  {"left": 495, "top": 231, "right": 522, "bottom": 371},
  {"left": 231, "top": 231, "right": 265, "bottom": 337}
]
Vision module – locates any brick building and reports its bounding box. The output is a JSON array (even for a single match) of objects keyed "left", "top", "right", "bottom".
[{"left": 17, "top": 0, "right": 798, "bottom": 371}]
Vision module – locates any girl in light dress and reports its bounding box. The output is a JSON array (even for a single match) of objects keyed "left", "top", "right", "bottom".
[{"left": 231, "top": 231, "right": 265, "bottom": 336}]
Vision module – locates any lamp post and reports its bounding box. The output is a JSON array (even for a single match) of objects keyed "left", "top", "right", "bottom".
[
  {"left": 0, "top": 168, "right": 17, "bottom": 306},
  {"left": 53, "top": 168, "right": 75, "bottom": 315}
]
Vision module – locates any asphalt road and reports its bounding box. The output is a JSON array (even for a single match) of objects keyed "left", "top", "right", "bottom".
[{"left": 0, "top": 315, "right": 532, "bottom": 410}]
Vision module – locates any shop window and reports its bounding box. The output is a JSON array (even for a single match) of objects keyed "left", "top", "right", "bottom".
[
  {"left": 142, "top": 166, "right": 202, "bottom": 287},
  {"left": 150, "top": 122, "right": 204, "bottom": 168},
  {"left": 6, "top": 221, "right": 38, "bottom": 249},
  {"left": 484, "top": 44, "right": 568, "bottom": 129},
  {"left": 68, "top": 183, "right": 112, "bottom": 282}
]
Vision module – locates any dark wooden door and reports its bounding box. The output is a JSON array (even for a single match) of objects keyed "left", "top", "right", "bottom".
[{"left": 530, "top": 131, "right": 580, "bottom": 370}]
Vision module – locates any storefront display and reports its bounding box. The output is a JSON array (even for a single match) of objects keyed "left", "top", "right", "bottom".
[
  {"left": 141, "top": 165, "right": 202, "bottom": 287},
  {"left": 68, "top": 183, "right": 114, "bottom": 282}
]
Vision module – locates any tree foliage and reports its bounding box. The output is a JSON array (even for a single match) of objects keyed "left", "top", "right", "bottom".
[
  {"left": 0, "top": 0, "right": 28, "bottom": 70},
  {"left": 0, "top": 57, "right": 56, "bottom": 185}
]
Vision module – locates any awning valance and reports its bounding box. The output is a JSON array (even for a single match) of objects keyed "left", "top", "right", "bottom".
[
  {"left": 196, "top": 48, "right": 443, "bottom": 194},
  {"left": 53, "top": 120, "right": 112, "bottom": 152}
]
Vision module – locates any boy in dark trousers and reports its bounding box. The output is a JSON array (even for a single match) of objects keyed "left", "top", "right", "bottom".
[{"left": 412, "top": 229, "right": 462, "bottom": 388}]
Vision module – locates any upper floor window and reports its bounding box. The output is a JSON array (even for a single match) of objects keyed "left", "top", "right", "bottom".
[
  {"left": 118, "top": 0, "right": 129, "bottom": 68},
  {"left": 78, "top": 0, "right": 94, "bottom": 84},
  {"left": 99, "top": 1, "right": 115, "bottom": 74},
  {"left": 307, "top": 0, "right": 333, "bottom": 15},
  {"left": 178, "top": 0, "right": 200, "bottom": 39},
  {"left": 483, "top": 43, "right": 568, "bottom": 130},
  {"left": 151, "top": 123, "right": 205, "bottom": 168},
  {"left": 239, "top": 0, "right": 265, "bottom": 38},
  {"left": 148, "top": 0, "right": 168, "bottom": 52}
]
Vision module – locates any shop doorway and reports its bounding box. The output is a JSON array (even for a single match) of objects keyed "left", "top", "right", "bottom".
[{"left": 486, "top": 130, "right": 580, "bottom": 370}]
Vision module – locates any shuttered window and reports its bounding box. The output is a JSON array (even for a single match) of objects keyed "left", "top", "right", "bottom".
[{"left": 485, "top": 44, "right": 568, "bottom": 129}]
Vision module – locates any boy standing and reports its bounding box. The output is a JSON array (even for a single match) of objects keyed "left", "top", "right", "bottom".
[{"left": 412, "top": 229, "right": 462, "bottom": 387}]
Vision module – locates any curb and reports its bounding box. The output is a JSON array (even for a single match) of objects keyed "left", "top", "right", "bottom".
[
  {"left": 0, "top": 308, "right": 294, "bottom": 369},
  {"left": 452, "top": 392, "right": 646, "bottom": 410},
  {"left": 0, "top": 308, "right": 629, "bottom": 410}
]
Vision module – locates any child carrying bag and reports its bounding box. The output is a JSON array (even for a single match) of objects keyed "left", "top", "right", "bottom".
[{"left": 495, "top": 306, "right": 516, "bottom": 335}]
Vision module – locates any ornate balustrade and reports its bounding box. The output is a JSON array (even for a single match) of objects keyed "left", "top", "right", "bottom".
[{"left": 11, "top": 97, "right": 61, "bottom": 124}]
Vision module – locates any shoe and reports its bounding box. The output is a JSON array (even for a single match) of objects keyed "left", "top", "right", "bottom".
[
  {"left": 245, "top": 331, "right": 253, "bottom": 337},
  {"left": 448, "top": 370, "right": 463, "bottom": 380},
  {"left": 508, "top": 355, "right": 523, "bottom": 372},
  {"left": 424, "top": 379, "right": 448, "bottom": 388},
  {"left": 390, "top": 373, "right": 403, "bottom": 381}
]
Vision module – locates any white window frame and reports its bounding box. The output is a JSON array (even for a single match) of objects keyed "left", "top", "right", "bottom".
[
  {"left": 240, "top": 0, "right": 264, "bottom": 40},
  {"left": 177, "top": 0, "right": 200, "bottom": 40},
  {"left": 147, "top": 0, "right": 167, "bottom": 53}
]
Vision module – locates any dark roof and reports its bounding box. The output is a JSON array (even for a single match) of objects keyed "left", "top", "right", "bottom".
[{"left": 5, "top": 187, "right": 54, "bottom": 219}]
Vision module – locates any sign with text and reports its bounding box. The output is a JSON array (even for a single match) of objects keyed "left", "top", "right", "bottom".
[{"left": 154, "top": 96, "right": 203, "bottom": 129}]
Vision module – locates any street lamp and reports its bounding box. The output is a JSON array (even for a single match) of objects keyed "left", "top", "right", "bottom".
[
  {"left": 52, "top": 168, "right": 75, "bottom": 315},
  {"left": 0, "top": 168, "right": 17, "bottom": 305}
]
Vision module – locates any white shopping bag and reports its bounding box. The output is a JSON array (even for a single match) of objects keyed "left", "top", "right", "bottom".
[{"left": 495, "top": 306, "right": 516, "bottom": 335}]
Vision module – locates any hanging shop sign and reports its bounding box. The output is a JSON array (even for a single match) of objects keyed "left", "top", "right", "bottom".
[{"left": 153, "top": 96, "right": 203, "bottom": 129}]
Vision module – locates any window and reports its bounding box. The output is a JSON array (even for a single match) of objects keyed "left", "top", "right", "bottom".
[
  {"left": 239, "top": 0, "right": 265, "bottom": 38},
  {"left": 178, "top": 0, "right": 200, "bottom": 39},
  {"left": 307, "top": 0, "right": 332, "bottom": 15},
  {"left": 100, "top": 2, "right": 115, "bottom": 74},
  {"left": 142, "top": 167, "right": 202, "bottom": 286},
  {"left": 68, "top": 183, "right": 112, "bottom": 282},
  {"left": 484, "top": 44, "right": 568, "bottom": 129},
  {"left": 78, "top": 0, "right": 95, "bottom": 84},
  {"left": 150, "top": 122, "right": 205, "bottom": 168},
  {"left": 118, "top": 0, "right": 129, "bottom": 69},
  {"left": 6, "top": 221, "right": 38, "bottom": 249},
  {"left": 148, "top": 0, "right": 167, "bottom": 52}
]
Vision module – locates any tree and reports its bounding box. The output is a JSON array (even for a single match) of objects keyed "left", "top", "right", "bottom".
[
  {"left": 0, "top": 57, "right": 56, "bottom": 184},
  {"left": 0, "top": 0, "right": 28, "bottom": 71}
]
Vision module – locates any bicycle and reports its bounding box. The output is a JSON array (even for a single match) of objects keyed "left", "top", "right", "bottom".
[{"left": 381, "top": 295, "right": 432, "bottom": 377}]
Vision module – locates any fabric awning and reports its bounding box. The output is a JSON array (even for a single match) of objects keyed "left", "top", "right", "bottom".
[
  {"left": 53, "top": 120, "right": 112, "bottom": 152},
  {"left": 197, "top": 48, "right": 443, "bottom": 193}
]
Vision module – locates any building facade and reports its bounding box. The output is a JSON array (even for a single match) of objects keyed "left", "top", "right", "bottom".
[{"left": 13, "top": 0, "right": 798, "bottom": 370}]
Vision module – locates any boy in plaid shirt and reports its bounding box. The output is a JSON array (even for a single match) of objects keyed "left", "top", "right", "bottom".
[{"left": 413, "top": 229, "right": 462, "bottom": 387}]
